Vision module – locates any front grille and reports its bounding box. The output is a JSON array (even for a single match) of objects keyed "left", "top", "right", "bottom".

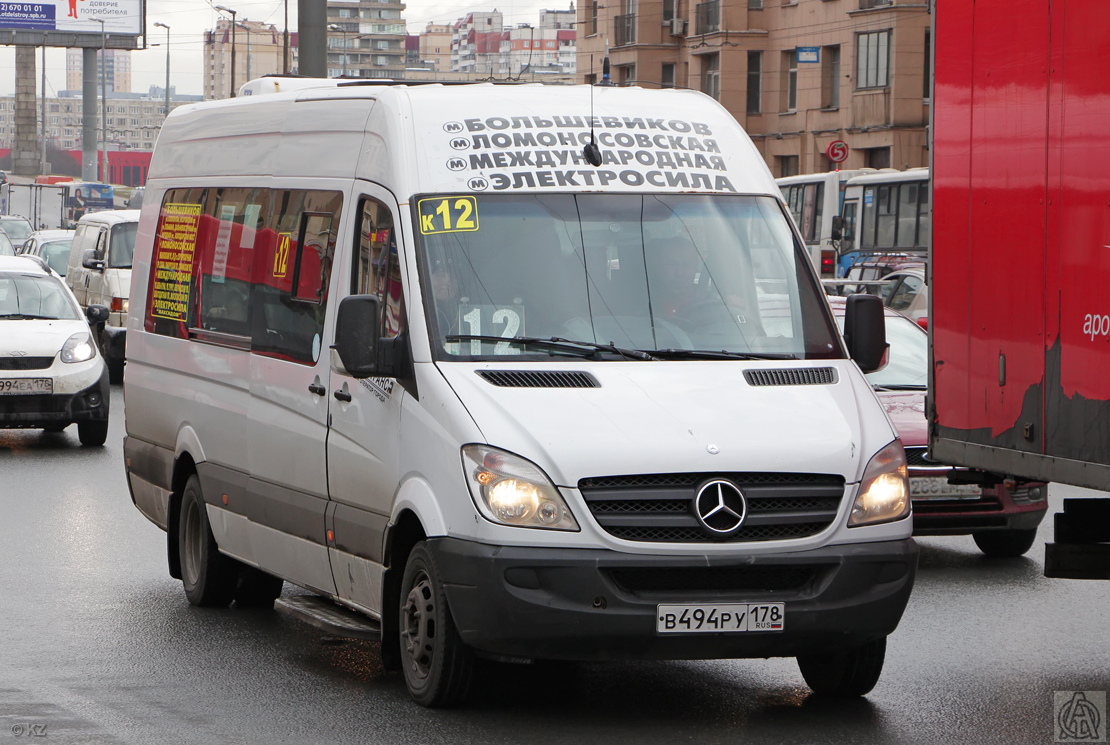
[
  {"left": 905, "top": 447, "right": 945, "bottom": 468},
  {"left": 606, "top": 565, "right": 819, "bottom": 594},
  {"left": 579, "top": 472, "right": 845, "bottom": 543},
  {"left": 476, "top": 370, "right": 599, "bottom": 388},
  {"left": 0, "top": 394, "right": 66, "bottom": 415},
  {"left": 743, "top": 367, "right": 837, "bottom": 387},
  {"left": 0, "top": 357, "right": 54, "bottom": 371}
]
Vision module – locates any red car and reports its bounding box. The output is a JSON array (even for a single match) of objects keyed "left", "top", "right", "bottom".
[{"left": 830, "top": 297, "right": 1048, "bottom": 557}]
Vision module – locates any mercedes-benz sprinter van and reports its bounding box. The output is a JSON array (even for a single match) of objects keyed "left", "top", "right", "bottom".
[{"left": 124, "top": 80, "right": 915, "bottom": 707}]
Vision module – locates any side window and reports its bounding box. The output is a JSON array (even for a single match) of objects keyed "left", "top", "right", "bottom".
[
  {"left": 145, "top": 187, "right": 206, "bottom": 339},
  {"left": 197, "top": 187, "right": 269, "bottom": 339},
  {"left": 251, "top": 189, "right": 341, "bottom": 364},
  {"left": 355, "top": 197, "right": 404, "bottom": 339},
  {"left": 888, "top": 274, "right": 922, "bottom": 311},
  {"left": 94, "top": 228, "right": 108, "bottom": 260}
]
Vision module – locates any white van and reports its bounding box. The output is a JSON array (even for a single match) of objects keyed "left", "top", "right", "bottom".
[
  {"left": 123, "top": 81, "right": 916, "bottom": 707},
  {"left": 65, "top": 209, "right": 139, "bottom": 383}
]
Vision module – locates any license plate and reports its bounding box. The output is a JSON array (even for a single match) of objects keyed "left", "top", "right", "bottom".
[
  {"left": 0, "top": 378, "right": 51, "bottom": 395},
  {"left": 909, "top": 476, "right": 982, "bottom": 500},
  {"left": 657, "top": 603, "right": 784, "bottom": 633}
]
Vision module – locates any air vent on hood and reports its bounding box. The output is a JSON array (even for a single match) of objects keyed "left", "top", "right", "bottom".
[
  {"left": 476, "top": 370, "right": 599, "bottom": 388},
  {"left": 743, "top": 367, "right": 837, "bottom": 387}
]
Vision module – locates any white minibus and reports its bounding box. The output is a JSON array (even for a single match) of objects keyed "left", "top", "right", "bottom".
[
  {"left": 776, "top": 169, "right": 869, "bottom": 278},
  {"left": 124, "top": 80, "right": 915, "bottom": 707},
  {"left": 838, "top": 167, "right": 930, "bottom": 275}
]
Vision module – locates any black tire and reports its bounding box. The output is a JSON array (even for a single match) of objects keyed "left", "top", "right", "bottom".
[
  {"left": 234, "top": 565, "right": 284, "bottom": 608},
  {"left": 798, "top": 636, "right": 886, "bottom": 697},
  {"left": 973, "top": 528, "right": 1038, "bottom": 558},
  {"left": 77, "top": 420, "right": 109, "bottom": 447},
  {"left": 178, "top": 474, "right": 237, "bottom": 607},
  {"left": 399, "top": 542, "right": 476, "bottom": 707}
]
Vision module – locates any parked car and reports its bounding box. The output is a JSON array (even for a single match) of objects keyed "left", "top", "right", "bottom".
[
  {"left": 0, "top": 215, "right": 35, "bottom": 243},
  {"left": 64, "top": 210, "right": 139, "bottom": 384},
  {"left": 879, "top": 263, "right": 928, "bottom": 327},
  {"left": 0, "top": 255, "right": 111, "bottom": 445},
  {"left": 829, "top": 296, "right": 1048, "bottom": 556},
  {"left": 19, "top": 229, "right": 75, "bottom": 277}
]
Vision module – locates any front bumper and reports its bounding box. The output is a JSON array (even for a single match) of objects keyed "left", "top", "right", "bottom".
[
  {"left": 0, "top": 371, "right": 110, "bottom": 428},
  {"left": 911, "top": 478, "right": 1048, "bottom": 536},
  {"left": 430, "top": 536, "right": 917, "bottom": 661}
]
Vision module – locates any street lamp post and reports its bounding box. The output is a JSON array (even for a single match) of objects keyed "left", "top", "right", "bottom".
[
  {"left": 91, "top": 16, "right": 107, "bottom": 183},
  {"left": 214, "top": 5, "right": 238, "bottom": 98},
  {"left": 153, "top": 22, "right": 170, "bottom": 117},
  {"left": 328, "top": 23, "right": 348, "bottom": 76}
]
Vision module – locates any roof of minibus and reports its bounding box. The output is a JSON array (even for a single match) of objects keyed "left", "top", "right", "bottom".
[{"left": 149, "top": 81, "right": 778, "bottom": 200}]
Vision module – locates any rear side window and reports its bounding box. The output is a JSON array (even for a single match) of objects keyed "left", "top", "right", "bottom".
[{"left": 145, "top": 187, "right": 342, "bottom": 365}]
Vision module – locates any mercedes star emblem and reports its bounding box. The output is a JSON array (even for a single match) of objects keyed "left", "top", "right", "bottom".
[{"left": 692, "top": 479, "right": 748, "bottom": 537}]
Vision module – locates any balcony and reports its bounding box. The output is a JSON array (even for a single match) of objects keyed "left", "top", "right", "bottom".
[
  {"left": 614, "top": 13, "right": 636, "bottom": 46},
  {"left": 695, "top": 0, "right": 720, "bottom": 34}
]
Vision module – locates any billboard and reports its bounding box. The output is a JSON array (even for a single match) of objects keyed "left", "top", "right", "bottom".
[{"left": 0, "top": 1, "right": 142, "bottom": 36}]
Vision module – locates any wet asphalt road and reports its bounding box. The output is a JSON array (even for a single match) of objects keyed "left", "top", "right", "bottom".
[{"left": 1, "top": 387, "right": 1108, "bottom": 745}]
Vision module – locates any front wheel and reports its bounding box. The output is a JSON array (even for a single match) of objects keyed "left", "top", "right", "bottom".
[
  {"left": 973, "top": 528, "right": 1038, "bottom": 558},
  {"left": 77, "top": 419, "right": 109, "bottom": 447},
  {"left": 797, "top": 636, "right": 886, "bottom": 697},
  {"left": 399, "top": 542, "right": 476, "bottom": 707},
  {"left": 178, "top": 474, "right": 238, "bottom": 607}
]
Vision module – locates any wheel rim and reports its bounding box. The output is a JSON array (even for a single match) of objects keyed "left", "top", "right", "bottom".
[
  {"left": 400, "top": 570, "right": 436, "bottom": 683},
  {"left": 181, "top": 496, "right": 202, "bottom": 587}
]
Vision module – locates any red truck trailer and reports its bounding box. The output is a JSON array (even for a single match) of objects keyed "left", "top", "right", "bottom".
[{"left": 930, "top": 0, "right": 1110, "bottom": 578}]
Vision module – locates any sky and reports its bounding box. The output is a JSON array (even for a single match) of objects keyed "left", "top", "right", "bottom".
[{"left": 0, "top": 0, "right": 574, "bottom": 97}]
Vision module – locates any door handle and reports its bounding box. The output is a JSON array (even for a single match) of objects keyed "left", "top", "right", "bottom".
[
  {"left": 308, "top": 382, "right": 326, "bottom": 396},
  {"left": 333, "top": 388, "right": 352, "bottom": 403}
]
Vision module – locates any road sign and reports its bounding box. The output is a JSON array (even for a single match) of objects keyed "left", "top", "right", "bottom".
[{"left": 826, "top": 140, "right": 850, "bottom": 163}]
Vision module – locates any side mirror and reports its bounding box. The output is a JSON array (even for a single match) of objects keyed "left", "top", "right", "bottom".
[
  {"left": 830, "top": 215, "right": 844, "bottom": 242},
  {"left": 86, "top": 304, "right": 110, "bottom": 325},
  {"left": 916, "top": 316, "right": 929, "bottom": 331},
  {"left": 81, "top": 248, "right": 105, "bottom": 271},
  {"left": 843, "top": 293, "right": 887, "bottom": 374},
  {"left": 333, "top": 295, "right": 381, "bottom": 378}
]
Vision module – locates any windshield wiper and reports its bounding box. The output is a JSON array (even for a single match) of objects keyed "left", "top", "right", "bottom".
[
  {"left": 872, "top": 384, "right": 927, "bottom": 391},
  {"left": 649, "top": 349, "right": 798, "bottom": 361},
  {"left": 445, "top": 335, "right": 656, "bottom": 360},
  {"left": 0, "top": 313, "right": 57, "bottom": 320}
]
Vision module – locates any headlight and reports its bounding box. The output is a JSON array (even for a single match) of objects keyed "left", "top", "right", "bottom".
[
  {"left": 60, "top": 332, "right": 96, "bottom": 364},
  {"left": 462, "top": 445, "right": 580, "bottom": 531},
  {"left": 849, "top": 440, "right": 910, "bottom": 526}
]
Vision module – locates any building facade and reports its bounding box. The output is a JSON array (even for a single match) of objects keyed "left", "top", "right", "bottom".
[
  {"left": 204, "top": 19, "right": 286, "bottom": 99},
  {"left": 65, "top": 48, "right": 132, "bottom": 95},
  {"left": 577, "top": 0, "right": 930, "bottom": 174},
  {"left": 326, "top": 0, "right": 408, "bottom": 79}
]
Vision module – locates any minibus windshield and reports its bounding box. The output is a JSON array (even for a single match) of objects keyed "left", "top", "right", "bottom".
[{"left": 415, "top": 193, "right": 840, "bottom": 361}]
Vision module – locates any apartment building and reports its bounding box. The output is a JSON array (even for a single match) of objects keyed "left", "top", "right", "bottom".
[
  {"left": 417, "top": 23, "right": 454, "bottom": 71},
  {"left": 65, "top": 49, "right": 132, "bottom": 96},
  {"left": 203, "top": 19, "right": 287, "bottom": 99},
  {"left": 327, "top": 0, "right": 408, "bottom": 79},
  {"left": 0, "top": 93, "right": 196, "bottom": 153},
  {"left": 577, "top": 0, "right": 930, "bottom": 174},
  {"left": 452, "top": 11, "right": 504, "bottom": 76}
]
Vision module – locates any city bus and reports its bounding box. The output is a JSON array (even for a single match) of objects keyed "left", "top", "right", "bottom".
[
  {"left": 837, "top": 167, "right": 930, "bottom": 275},
  {"left": 776, "top": 169, "right": 869, "bottom": 277}
]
